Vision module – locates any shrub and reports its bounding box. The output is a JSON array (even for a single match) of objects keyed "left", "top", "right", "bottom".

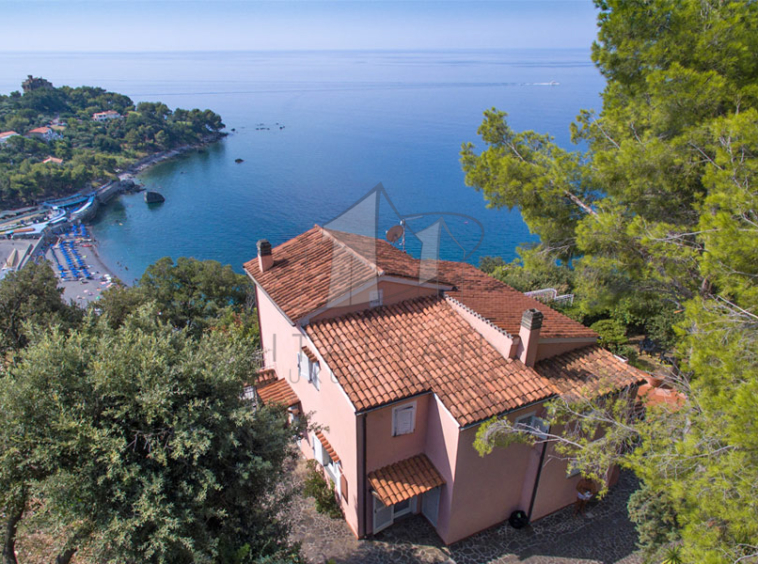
[{"left": 303, "top": 460, "right": 342, "bottom": 519}]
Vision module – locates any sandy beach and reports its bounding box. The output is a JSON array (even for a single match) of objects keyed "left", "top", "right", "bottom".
[{"left": 44, "top": 233, "right": 120, "bottom": 306}]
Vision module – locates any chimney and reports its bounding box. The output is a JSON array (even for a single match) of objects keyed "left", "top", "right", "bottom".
[
  {"left": 518, "top": 308, "right": 543, "bottom": 367},
  {"left": 257, "top": 239, "right": 273, "bottom": 272}
]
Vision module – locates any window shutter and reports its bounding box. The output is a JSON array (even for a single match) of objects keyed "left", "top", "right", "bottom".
[
  {"left": 340, "top": 473, "right": 348, "bottom": 501},
  {"left": 394, "top": 405, "right": 415, "bottom": 435},
  {"left": 313, "top": 435, "right": 325, "bottom": 465},
  {"left": 311, "top": 362, "right": 320, "bottom": 390},
  {"left": 299, "top": 352, "right": 310, "bottom": 381}
]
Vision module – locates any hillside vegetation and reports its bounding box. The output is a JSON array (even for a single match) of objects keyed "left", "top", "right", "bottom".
[{"left": 0, "top": 77, "right": 224, "bottom": 208}]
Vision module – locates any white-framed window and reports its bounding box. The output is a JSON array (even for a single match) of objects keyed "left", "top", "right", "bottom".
[
  {"left": 311, "top": 433, "right": 341, "bottom": 496},
  {"left": 310, "top": 359, "right": 320, "bottom": 391},
  {"left": 369, "top": 289, "right": 384, "bottom": 307},
  {"left": 514, "top": 411, "right": 549, "bottom": 439},
  {"left": 392, "top": 402, "right": 416, "bottom": 436},
  {"left": 299, "top": 350, "right": 320, "bottom": 390}
]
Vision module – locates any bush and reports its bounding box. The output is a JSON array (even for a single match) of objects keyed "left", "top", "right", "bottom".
[
  {"left": 303, "top": 460, "right": 342, "bottom": 519},
  {"left": 590, "top": 318, "right": 629, "bottom": 353}
]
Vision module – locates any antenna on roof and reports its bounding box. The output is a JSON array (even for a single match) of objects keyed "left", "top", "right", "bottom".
[{"left": 386, "top": 224, "right": 405, "bottom": 250}]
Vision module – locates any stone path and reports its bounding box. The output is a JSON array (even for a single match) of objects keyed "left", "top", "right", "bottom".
[{"left": 290, "top": 464, "right": 642, "bottom": 564}]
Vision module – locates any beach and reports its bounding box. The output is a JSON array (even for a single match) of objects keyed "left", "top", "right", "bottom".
[{"left": 44, "top": 228, "right": 119, "bottom": 306}]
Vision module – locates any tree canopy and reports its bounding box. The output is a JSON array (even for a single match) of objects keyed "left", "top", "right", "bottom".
[
  {"left": 465, "top": 1, "right": 758, "bottom": 562},
  {"left": 0, "top": 259, "right": 296, "bottom": 564},
  {"left": 0, "top": 79, "right": 225, "bottom": 208}
]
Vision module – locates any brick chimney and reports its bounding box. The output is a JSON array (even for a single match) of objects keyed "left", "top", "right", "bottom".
[
  {"left": 257, "top": 239, "right": 273, "bottom": 272},
  {"left": 518, "top": 308, "right": 543, "bottom": 367}
]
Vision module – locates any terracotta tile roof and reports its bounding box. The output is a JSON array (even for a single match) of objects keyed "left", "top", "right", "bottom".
[
  {"left": 368, "top": 454, "right": 445, "bottom": 505},
  {"left": 535, "top": 345, "right": 647, "bottom": 398},
  {"left": 244, "top": 226, "right": 592, "bottom": 340},
  {"left": 0, "top": 131, "right": 18, "bottom": 137},
  {"left": 256, "top": 368, "right": 278, "bottom": 385},
  {"left": 28, "top": 127, "right": 51, "bottom": 134},
  {"left": 637, "top": 383, "right": 686, "bottom": 409},
  {"left": 256, "top": 377, "right": 300, "bottom": 408},
  {"left": 42, "top": 156, "right": 63, "bottom": 164},
  {"left": 436, "top": 261, "right": 596, "bottom": 339},
  {"left": 306, "top": 295, "right": 557, "bottom": 425},
  {"left": 315, "top": 430, "right": 340, "bottom": 462},
  {"left": 245, "top": 226, "right": 378, "bottom": 322},
  {"left": 301, "top": 346, "right": 318, "bottom": 363}
]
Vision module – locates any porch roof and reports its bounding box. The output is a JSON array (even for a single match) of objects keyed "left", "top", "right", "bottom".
[
  {"left": 368, "top": 454, "right": 445, "bottom": 506},
  {"left": 256, "top": 375, "right": 300, "bottom": 408}
]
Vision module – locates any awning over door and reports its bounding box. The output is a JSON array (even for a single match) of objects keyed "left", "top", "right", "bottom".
[{"left": 368, "top": 454, "right": 445, "bottom": 505}]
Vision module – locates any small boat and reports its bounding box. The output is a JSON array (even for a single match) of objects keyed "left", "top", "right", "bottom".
[
  {"left": 235, "top": 158, "right": 244, "bottom": 163},
  {"left": 144, "top": 191, "right": 165, "bottom": 204}
]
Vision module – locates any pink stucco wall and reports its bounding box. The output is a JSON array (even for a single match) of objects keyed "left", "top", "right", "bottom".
[
  {"left": 443, "top": 406, "right": 540, "bottom": 544},
  {"left": 365, "top": 394, "right": 431, "bottom": 472},
  {"left": 423, "top": 395, "right": 461, "bottom": 542},
  {"left": 256, "top": 286, "right": 362, "bottom": 535},
  {"left": 535, "top": 338, "right": 597, "bottom": 361}
]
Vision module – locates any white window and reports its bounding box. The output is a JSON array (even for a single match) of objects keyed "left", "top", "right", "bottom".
[
  {"left": 369, "top": 289, "right": 384, "bottom": 307},
  {"left": 312, "top": 433, "right": 325, "bottom": 465},
  {"left": 298, "top": 351, "right": 309, "bottom": 381},
  {"left": 392, "top": 402, "right": 416, "bottom": 436},
  {"left": 310, "top": 360, "right": 320, "bottom": 391},
  {"left": 514, "top": 412, "right": 549, "bottom": 439},
  {"left": 299, "top": 350, "right": 320, "bottom": 390}
]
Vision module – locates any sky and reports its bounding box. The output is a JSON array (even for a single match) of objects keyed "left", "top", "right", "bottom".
[{"left": 0, "top": 1, "right": 599, "bottom": 51}]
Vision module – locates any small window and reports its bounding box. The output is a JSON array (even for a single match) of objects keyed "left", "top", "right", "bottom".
[
  {"left": 298, "top": 351, "right": 309, "bottom": 381},
  {"left": 369, "top": 289, "right": 384, "bottom": 307},
  {"left": 310, "top": 360, "right": 320, "bottom": 391},
  {"left": 514, "top": 412, "right": 549, "bottom": 439},
  {"left": 392, "top": 402, "right": 416, "bottom": 436}
]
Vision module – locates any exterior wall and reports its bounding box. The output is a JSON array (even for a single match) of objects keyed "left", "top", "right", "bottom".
[
  {"left": 527, "top": 441, "right": 580, "bottom": 520},
  {"left": 447, "top": 297, "right": 518, "bottom": 359},
  {"left": 309, "top": 279, "right": 440, "bottom": 322},
  {"left": 423, "top": 395, "right": 462, "bottom": 542},
  {"left": 535, "top": 338, "right": 597, "bottom": 361},
  {"left": 444, "top": 406, "right": 540, "bottom": 544},
  {"left": 365, "top": 394, "right": 431, "bottom": 472},
  {"left": 256, "top": 286, "right": 361, "bottom": 535}
]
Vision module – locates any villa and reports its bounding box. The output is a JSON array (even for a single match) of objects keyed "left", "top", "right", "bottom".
[
  {"left": 244, "top": 226, "right": 646, "bottom": 544},
  {"left": 92, "top": 110, "right": 122, "bottom": 122},
  {"left": 27, "top": 126, "right": 60, "bottom": 142},
  {"left": 0, "top": 131, "right": 19, "bottom": 145}
]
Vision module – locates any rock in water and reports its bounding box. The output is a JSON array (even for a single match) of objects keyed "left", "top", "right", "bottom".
[{"left": 144, "top": 191, "right": 165, "bottom": 204}]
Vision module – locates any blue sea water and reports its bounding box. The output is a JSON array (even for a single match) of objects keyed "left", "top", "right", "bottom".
[{"left": 0, "top": 50, "right": 604, "bottom": 282}]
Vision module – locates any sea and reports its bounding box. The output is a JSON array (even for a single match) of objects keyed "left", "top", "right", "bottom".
[{"left": 0, "top": 50, "right": 604, "bottom": 283}]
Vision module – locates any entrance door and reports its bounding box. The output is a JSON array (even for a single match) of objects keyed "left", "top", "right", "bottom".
[
  {"left": 422, "top": 487, "right": 441, "bottom": 527},
  {"left": 373, "top": 496, "right": 394, "bottom": 534}
]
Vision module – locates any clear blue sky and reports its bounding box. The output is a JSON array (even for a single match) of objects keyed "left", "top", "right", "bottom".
[{"left": 0, "top": 1, "right": 599, "bottom": 51}]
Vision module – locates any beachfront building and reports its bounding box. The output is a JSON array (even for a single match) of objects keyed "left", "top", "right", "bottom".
[
  {"left": 42, "top": 156, "right": 64, "bottom": 165},
  {"left": 92, "top": 110, "right": 122, "bottom": 122},
  {"left": 27, "top": 126, "right": 60, "bottom": 143},
  {"left": 0, "top": 131, "right": 19, "bottom": 145},
  {"left": 244, "top": 226, "right": 647, "bottom": 544}
]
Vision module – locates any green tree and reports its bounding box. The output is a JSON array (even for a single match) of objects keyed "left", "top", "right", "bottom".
[
  {"left": 0, "top": 260, "right": 81, "bottom": 355},
  {"left": 97, "top": 257, "right": 255, "bottom": 338},
  {"left": 466, "top": 2, "right": 758, "bottom": 562},
  {"left": 1, "top": 309, "right": 302, "bottom": 563}
]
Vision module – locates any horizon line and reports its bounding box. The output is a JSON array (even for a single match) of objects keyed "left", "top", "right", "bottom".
[{"left": 0, "top": 46, "right": 594, "bottom": 55}]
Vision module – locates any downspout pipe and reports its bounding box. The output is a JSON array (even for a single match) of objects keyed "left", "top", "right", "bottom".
[
  {"left": 527, "top": 441, "right": 548, "bottom": 521},
  {"left": 361, "top": 412, "right": 369, "bottom": 538}
]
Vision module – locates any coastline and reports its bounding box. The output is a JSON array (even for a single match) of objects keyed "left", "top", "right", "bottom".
[{"left": 77, "top": 132, "right": 227, "bottom": 291}]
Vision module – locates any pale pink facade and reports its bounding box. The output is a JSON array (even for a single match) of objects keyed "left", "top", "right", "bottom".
[{"left": 254, "top": 274, "right": 609, "bottom": 544}]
